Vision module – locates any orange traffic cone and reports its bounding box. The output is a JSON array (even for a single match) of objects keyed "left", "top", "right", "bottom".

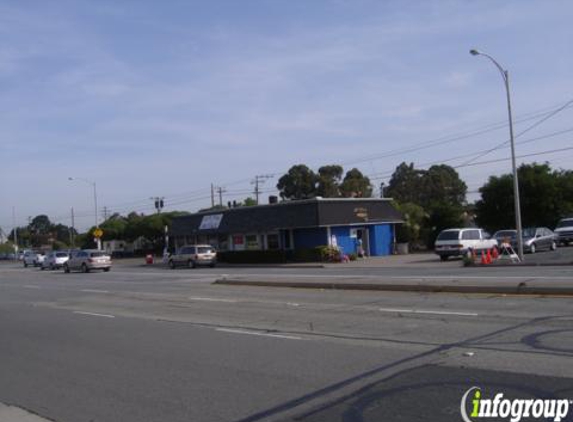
[
  {"left": 492, "top": 247, "right": 499, "bottom": 260},
  {"left": 486, "top": 248, "right": 492, "bottom": 264},
  {"left": 480, "top": 251, "right": 487, "bottom": 265}
]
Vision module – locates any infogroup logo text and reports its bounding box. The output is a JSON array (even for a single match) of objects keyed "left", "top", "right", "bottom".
[{"left": 461, "top": 387, "right": 571, "bottom": 422}]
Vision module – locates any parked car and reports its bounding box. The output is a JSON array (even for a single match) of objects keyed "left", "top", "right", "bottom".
[
  {"left": 554, "top": 217, "right": 573, "bottom": 246},
  {"left": 434, "top": 228, "right": 497, "bottom": 261},
  {"left": 23, "top": 250, "right": 45, "bottom": 267},
  {"left": 41, "top": 251, "right": 70, "bottom": 270},
  {"left": 63, "top": 250, "right": 112, "bottom": 273},
  {"left": 168, "top": 245, "right": 217, "bottom": 269},
  {"left": 492, "top": 229, "right": 517, "bottom": 245},
  {"left": 515, "top": 227, "right": 557, "bottom": 253}
]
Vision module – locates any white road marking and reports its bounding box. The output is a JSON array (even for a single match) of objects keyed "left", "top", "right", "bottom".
[
  {"left": 73, "top": 311, "right": 115, "bottom": 318},
  {"left": 215, "top": 328, "right": 303, "bottom": 340},
  {"left": 23, "top": 285, "right": 41, "bottom": 289},
  {"left": 80, "top": 289, "right": 110, "bottom": 294},
  {"left": 379, "top": 308, "right": 478, "bottom": 317},
  {"left": 188, "top": 296, "right": 238, "bottom": 303},
  {"left": 286, "top": 302, "right": 300, "bottom": 307}
]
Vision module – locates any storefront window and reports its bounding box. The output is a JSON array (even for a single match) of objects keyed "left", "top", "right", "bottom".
[
  {"left": 246, "top": 234, "right": 259, "bottom": 250},
  {"left": 218, "top": 234, "right": 229, "bottom": 251},
  {"left": 267, "top": 234, "right": 279, "bottom": 250}
]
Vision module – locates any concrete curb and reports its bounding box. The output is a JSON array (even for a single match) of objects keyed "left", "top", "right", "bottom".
[
  {"left": 213, "top": 279, "right": 573, "bottom": 296},
  {"left": 138, "top": 263, "right": 325, "bottom": 269}
]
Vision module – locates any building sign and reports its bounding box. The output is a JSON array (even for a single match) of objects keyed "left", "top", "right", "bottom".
[
  {"left": 354, "top": 207, "right": 369, "bottom": 221},
  {"left": 199, "top": 214, "right": 223, "bottom": 230}
]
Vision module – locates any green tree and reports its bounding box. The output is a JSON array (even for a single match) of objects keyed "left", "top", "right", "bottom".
[
  {"left": 30, "top": 215, "right": 52, "bottom": 234},
  {"left": 422, "top": 165, "right": 467, "bottom": 207},
  {"left": 316, "top": 165, "right": 343, "bottom": 197},
  {"left": 476, "top": 163, "right": 573, "bottom": 232},
  {"left": 100, "top": 213, "right": 128, "bottom": 241},
  {"left": 394, "top": 202, "right": 427, "bottom": 248},
  {"left": 384, "top": 162, "right": 424, "bottom": 203},
  {"left": 277, "top": 164, "right": 318, "bottom": 200},
  {"left": 243, "top": 197, "right": 257, "bottom": 206},
  {"left": 339, "top": 168, "right": 372, "bottom": 198}
]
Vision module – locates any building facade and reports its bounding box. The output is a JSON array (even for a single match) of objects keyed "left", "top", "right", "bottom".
[{"left": 170, "top": 198, "right": 402, "bottom": 257}]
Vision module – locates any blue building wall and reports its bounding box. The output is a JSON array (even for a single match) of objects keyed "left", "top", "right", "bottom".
[
  {"left": 331, "top": 226, "right": 356, "bottom": 256},
  {"left": 369, "top": 224, "right": 393, "bottom": 256},
  {"left": 291, "top": 224, "right": 394, "bottom": 256},
  {"left": 293, "top": 227, "right": 327, "bottom": 249}
]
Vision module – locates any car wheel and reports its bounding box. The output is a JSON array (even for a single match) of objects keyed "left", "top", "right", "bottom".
[
  {"left": 439, "top": 255, "right": 448, "bottom": 262},
  {"left": 103, "top": 267, "right": 110, "bottom": 272},
  {"left": 50, "top": 264, "right": 55, "bottom": 270},
  {"left": 81, "top": 263, "right": 89, "bottom": 273},
  {"left": 209, "top": 262, "right": 216, "bottom": 268},
  {"left": 550, "top": 241, "right": 557, "bottom": 251},
  {"left": 188, "top": 259, "right": 196, "bottom": 269},
  {"left": 530, "top": 243, "right": 536, "bottom": 254},
  {"left": 64, "top": 264, "right": 70, "bottom": 273},
  {"left": 40, "top": 265, "right": 45, "bottom": 271},
  {"left": 24, "top": 261, "right": 28, "bottom": 268},
  {"left": 169, "top": 260, "right": 175, "bottom": 269}
]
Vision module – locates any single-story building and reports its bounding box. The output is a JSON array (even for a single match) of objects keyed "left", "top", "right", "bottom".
[{"left": 170, "top": 198, "right": 402, "bottom": 257}]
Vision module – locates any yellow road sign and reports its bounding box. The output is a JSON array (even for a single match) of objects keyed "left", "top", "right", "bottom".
[{"left": 93, "top": 228, "right": 103, "bottom": 238}]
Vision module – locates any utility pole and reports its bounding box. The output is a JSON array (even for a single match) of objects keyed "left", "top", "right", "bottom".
[
  {"left": 251, "top": 174, "right": 273, "bottom": 205},
  {"left": 216, "top": 186, "right": 226, "bottom": 207},
  {"left": 211, "top": 184, "right": 215, "bottom": 208},
  {"left": 102, "top": 206, "right": 109, "bottom": 221},
  {"left": 12, "top": 206, "right": 18, "bottom": 257},
  {"left": 151, "top": 197, "right": 165, "bottom": 214},
  {"left": 70, "top": 207, "right": 76, "bottom": 248}
]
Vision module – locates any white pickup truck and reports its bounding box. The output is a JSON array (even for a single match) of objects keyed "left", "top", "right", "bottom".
[{"left": 434, "top": 228, "right": 498, "bottom": 261}]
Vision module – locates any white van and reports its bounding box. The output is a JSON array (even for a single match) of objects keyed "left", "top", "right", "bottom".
[
  {"left": 434, "top": 228, "right": 497, "bottom": 261},
  {"left": 554, "top": 218, "right": 573, "bottom": 246}
]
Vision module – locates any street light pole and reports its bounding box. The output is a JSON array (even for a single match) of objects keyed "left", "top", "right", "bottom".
[
  {"left": 69, "top": 177, "right": 101, "bottom": 250},
  {"left": 470, "top": 49, "right": 524, "bottom": 261}
]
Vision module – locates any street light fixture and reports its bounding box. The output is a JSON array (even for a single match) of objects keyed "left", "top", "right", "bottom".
[
  {"left": 69, "top": 177, "right": 101, "bottom": 250},
  {"left": 470, "top": 48, "right": 524, "bottom": 261}
]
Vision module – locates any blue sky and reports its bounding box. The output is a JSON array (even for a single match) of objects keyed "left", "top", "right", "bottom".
[{"left": 1, "top": 0, "right": 572, "bottom": 231}]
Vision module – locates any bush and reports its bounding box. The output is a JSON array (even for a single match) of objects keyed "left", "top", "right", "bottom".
[
  {"left": 218, "top": 250, "right": 287, "bottom": 264},
  {"left": 286, "top": 248, "right": 322, "bottom": 262}
]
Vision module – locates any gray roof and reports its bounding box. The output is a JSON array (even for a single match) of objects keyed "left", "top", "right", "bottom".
[{"left": 171, "top": 198, "right": 402, "bottom": 236}]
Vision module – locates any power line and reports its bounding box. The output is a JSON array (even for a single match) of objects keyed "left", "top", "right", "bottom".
[{"left": 457, "top": 99, "right": 573, "bottom": 167}]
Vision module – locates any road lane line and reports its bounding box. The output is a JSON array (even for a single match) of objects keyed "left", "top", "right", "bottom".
[
  {"left": 23, "top": 285, "right": 41, "bottom": 289},
  {"left": 73, "top": 311, "right": 115, "bottom": 318},
  {"left": 80, "top": 289, "right": 110, "bottom": 294},
  {"left": 215, "top": 328, "right": 303, "bottom": 340},
  {"left": 379, "top": 308, "right": 478, "bottom": 317},
  {"left": 188, "top": 296, "right": 238, "bottom": 303}
]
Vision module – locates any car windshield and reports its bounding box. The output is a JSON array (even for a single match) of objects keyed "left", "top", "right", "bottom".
[
  {"left": 197, "top": 247, "right": 213, "bottom": 254},
  {"left": 522, "top": 228, "right": 537, "bottom": 238},
  {"left": 55, "top": 252, "right": 68, "bottom": 257},
  {"left": 556, "top": 219, "right": 573, "bottom": 229},
  {"left": 436, "top": 230, "right": 459, "bottom": 241}
]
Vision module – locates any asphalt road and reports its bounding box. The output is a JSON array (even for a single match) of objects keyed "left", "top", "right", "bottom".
[{"left": 1, "top": 262, "right": 572, "bottom": 422}]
